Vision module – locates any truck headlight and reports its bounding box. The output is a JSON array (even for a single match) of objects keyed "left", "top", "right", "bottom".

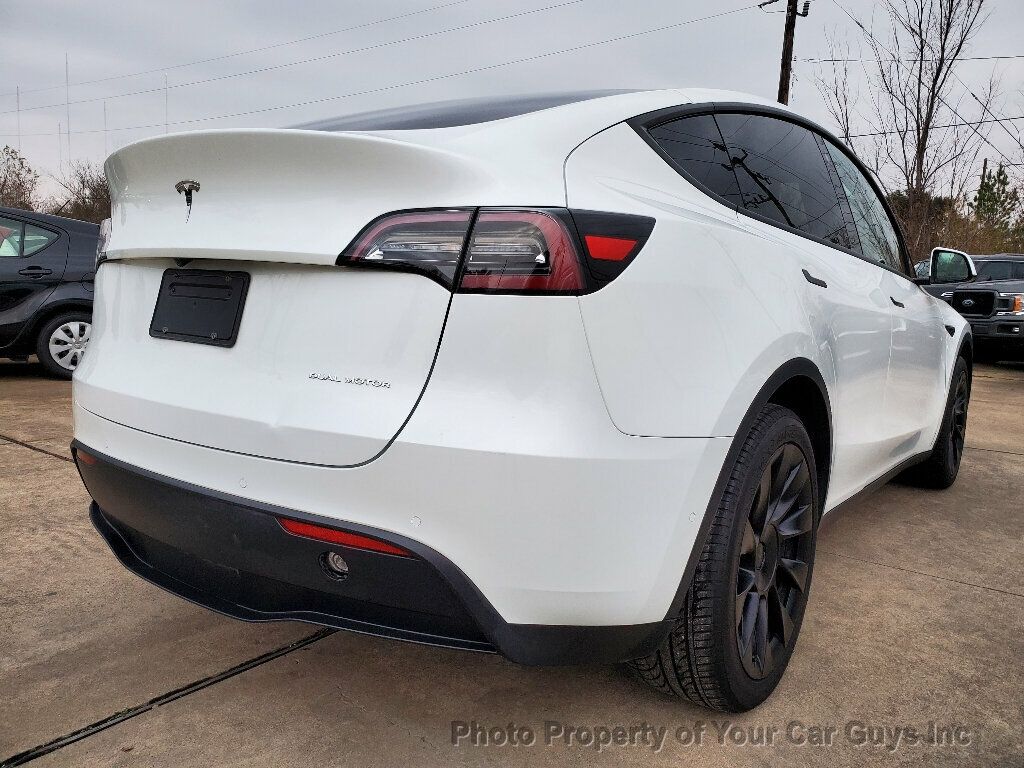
[{"left": 997, "top": 292, "right": 1023, "bottom": 315}]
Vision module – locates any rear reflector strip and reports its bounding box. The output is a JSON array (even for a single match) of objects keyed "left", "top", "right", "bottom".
[
  {"left": 278, "top": 518, "right": 413, "bottom": 557},
  {"left": 570, "top": 209, "right": 656, "bottom": 288},
  {"left": 583, "top": 234, "right": 639, "bottom": 261},
  {"left": 76, "top": 450, "right": 98, "bottom": 465}
]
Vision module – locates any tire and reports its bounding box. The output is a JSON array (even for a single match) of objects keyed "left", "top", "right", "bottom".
[
  {"left": 898, "top": 357, "right": 970, "bottom": 490},
  {"left": 35, "top": 311, "right": 92, "bottom": 380},
  {"left": 630, "top": 404, "right": 819, "bottom": 712}
]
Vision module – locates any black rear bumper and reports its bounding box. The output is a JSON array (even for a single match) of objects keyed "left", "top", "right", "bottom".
[{"left": 74, "top": 441, "right": 671, "bottom": 666}]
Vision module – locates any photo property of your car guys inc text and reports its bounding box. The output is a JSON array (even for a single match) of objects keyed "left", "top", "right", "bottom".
[{"left": 2, "top": 0, "right": 1023, "bottom": 765}]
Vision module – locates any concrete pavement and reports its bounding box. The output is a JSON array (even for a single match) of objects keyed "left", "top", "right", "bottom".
[{"left": 2, "top": 359, "right": 1022, "bottom": 766}]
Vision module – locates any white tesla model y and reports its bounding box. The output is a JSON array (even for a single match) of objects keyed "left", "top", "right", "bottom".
[{"left": 73, "top": 89, "right": 972, "bottom": 711}]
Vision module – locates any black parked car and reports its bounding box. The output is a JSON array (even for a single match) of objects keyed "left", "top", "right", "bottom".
[
  {"left": 916, "top": 249, "right": 1024, "bottom": 359},
  {"left": 0, "top": 207, "right": 99, "bottom": 378}
]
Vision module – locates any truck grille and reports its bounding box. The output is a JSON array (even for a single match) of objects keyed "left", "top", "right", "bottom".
[{"left": 950, "top": 290, "right": 995, "bottom": 317}]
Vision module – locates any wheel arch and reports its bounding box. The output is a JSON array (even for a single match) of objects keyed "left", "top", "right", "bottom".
[
  {"left": 765, "top": 369, "right": 833, "bottom": 510},
  {"left": 956, "top": 332, "right": 973, "bottom": 377},
  {"left": 662, "top": 357, "right": 832, "bottom": 621}
]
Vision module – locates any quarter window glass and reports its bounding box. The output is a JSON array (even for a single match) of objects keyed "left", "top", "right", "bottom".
[
  {"left": 714, "top": 114, "right": 854, "bottom": 250},
  {"left": 0, "top": 216, "right": 24, "bottom": 258},
  {"left": 23, "top": 225, "right": 59, "bottom": 256},
  {"left": 648, "top": 115, "right": 744, "bottom": 207},
  {"left": 825, "top": 143, "right": 903, "bottom": 271}
]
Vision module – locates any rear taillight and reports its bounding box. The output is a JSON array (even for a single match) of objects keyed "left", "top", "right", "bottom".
[
  {"left": 338, "top": 209, "right": 474, "bottom": 289},
  {"left": 337, "top": 208, "right": 654, "bottom": 294},
  {"left": 459, "top": 210, "right": 584, "bottom": 294}
]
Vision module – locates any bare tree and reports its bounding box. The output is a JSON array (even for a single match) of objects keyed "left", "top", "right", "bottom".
[
  {"left": 42, "top": 161, "right": 111, "bottom": 224},
  {"left": 815, "top": 37, "right": 860, "bottom": 147},
  {"left": 0, "top": 146, "right": 40, "bottom": 210},
  {"left": 818, "top": 0, "right": 998, "bottom": 260}
]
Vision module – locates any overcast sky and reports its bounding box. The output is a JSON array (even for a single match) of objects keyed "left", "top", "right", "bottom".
[{"left": 3, "top": 0, "right": 1022, "bottom": 198}]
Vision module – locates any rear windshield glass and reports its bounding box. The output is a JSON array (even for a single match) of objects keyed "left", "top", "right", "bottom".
[{"left": 293, "top": 90, "right": 637, "bottom": 131}]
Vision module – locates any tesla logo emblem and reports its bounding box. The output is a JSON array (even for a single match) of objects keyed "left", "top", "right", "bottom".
[
  {"left": 962, "top": 299, "right": 975, "bottom": 307},
  {"left": 175, "top": 180, "right": 200, "bottom": 221}
]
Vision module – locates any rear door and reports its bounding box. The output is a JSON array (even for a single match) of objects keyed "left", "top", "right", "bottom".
[
  {"left": 823, "top": 143, "right": 946, "bottom": 455},
  {"left": 0, "top": 214, "right": 67, "bottom": 347},
  {"left": 711, "top": 112, "right": 898, "bottom": 500}
]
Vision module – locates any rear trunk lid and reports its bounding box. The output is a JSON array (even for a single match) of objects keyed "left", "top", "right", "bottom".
[
  {"left": 76, "top": 129, "right": 488, "bottom": 466},
  {"left": 78, "top": 259, "right": 447, "bottom": 466}
]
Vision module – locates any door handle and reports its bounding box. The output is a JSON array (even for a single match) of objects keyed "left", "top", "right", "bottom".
[
  {"left": 890, "top": 297, "right": 905, "bottom": 308},
  {"left": 802, "top": 269, "right": 828, "bottom": 288},
  {"left": 18, "top": 266, "right": 53, "bottom": 278}
]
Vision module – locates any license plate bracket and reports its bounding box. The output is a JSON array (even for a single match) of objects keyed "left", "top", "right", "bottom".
[{"left": 149, "top": 269, "right": 250, "bottom": 347}]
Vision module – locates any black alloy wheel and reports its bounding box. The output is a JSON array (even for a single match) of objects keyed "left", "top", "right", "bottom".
[
  {"left": 631, "top": 404, "right": 819, "bottom": 711},
  {"left": 735, "top": 443, "right": 814, "bottom": 680},
  {"left": 948, "top": 372, "right": 969, "bottom": 472}
]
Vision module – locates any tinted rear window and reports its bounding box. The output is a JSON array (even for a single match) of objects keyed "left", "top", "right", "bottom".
[
  {"left": 295, "top": 90, "right": 637, "bottom": 131},
  {"left": 714, "top": 113, "right": 854, "bottom": 250},
  {"left": 648, "top": 115, "right": 744, "bottom": 207}
]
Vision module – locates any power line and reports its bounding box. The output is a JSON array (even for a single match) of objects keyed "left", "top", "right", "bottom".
[
  {"left": 0, "top": 0, "right": 472, "bottom": 99},
  {"left": 803, "top": 52, "right": 1024, "bottom": 63},
  {"left": 832, "top": 0, "right": 1024, "bottom": 159},
  {"left": 828, "top": 0, "right": 1020, "bottom": 174},
  {"left": 0, "top": 0, "right": 585, "bottom": 117},
  {"left": 848, "top": 114, "right": 1024, "bottom": 138},
  {"left": 946, "top": 63, "right": 1024, "bottom": 159},
  {"left": 0, "top": 3, "right": 761, "bottom": 140}
]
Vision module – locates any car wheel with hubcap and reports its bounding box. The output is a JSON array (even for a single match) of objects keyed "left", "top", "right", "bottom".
[
  {"left": 631, "top": 404, "right": 819, "bottom": 712},
  {"left": 36, "top": 311, "right": 92, "bottom": 379}
]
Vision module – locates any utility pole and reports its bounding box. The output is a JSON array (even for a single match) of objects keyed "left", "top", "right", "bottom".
[
  {"left": 978, "top": 157, "right": 989, "bottom": 206},
  {"left": 15, "top": 86, "right": 20, "bottom": 152},
  {"left": 776, "top": 0, "right": 811, "bottom": 105}
]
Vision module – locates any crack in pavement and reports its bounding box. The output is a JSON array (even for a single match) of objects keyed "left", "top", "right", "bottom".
[
  {"left": 0, "top": 628, "right": 336, "bottom": 767},
  {"left": 965, "top": 444, "right": 1024, "bottom": 458},
  {"left": 0, "top": 434, "right": 73, "bottom": 465},
  {"left": 818, "top": 549, "right": 1024, "bottom": 599}
]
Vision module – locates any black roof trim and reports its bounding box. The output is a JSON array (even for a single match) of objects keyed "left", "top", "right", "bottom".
[{"left": 970, "top": 252, "right": 1024, "bottom": 261}]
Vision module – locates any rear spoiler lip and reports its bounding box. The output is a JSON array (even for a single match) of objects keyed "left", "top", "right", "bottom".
[{"left": 104, "top": 126, "right": 413, "bottom": 164}]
